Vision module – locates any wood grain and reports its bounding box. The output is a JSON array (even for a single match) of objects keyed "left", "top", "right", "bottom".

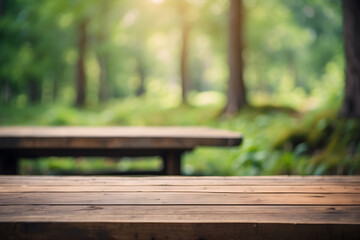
[
  {"left": 1, "top": 205, "right": 359, "bottom": 224},
  {"left": 1, "top": 184, "right": 359, "bottom": 193},
  {"left": 1, "top": 176, "right": 359, "bottom": 185},
  {"left": 1, "top": 192, "right": 359, "bottom": 205},
  {"left": 0, "top": 176, "right": 359, "bottom": 239}
]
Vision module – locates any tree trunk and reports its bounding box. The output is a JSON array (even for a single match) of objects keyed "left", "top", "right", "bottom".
[
  {"left": 96, "top": 2, "right": 109, "bottom": 102},
  {"left": 96, "top": 31, "right": 108, "bottom": 102},
  {"left": 97, "top": 53, "right": 108, "bottom": 101},
  {"left": 0, "top": 0, "right": 8, "bottom": 103},
  {"left": 0, "top": 0, "right": 5, "bottom": 16},
  {"left": 52, "top": 76, "right": 58, "bottom": 102},
  {"left": 27, "top": 78, "right": 41, "bottom": 103},
  {"left": 225, "top": 0, "right": 247, "bottom": 115},
  {"left": 340, "top": 0, "right": 360, "bottom": 118},
  {"left": 75, "top": 19, "right": 87, "bottom": 108},
  {"left": 135, "top": 57, "right": 146, "bottom": 96},
  {"left": 1, "top": 80, "right": 10, "bottom": 103},
  {"left": 180, "top": 22, "right": 191, "bottom": 105}
]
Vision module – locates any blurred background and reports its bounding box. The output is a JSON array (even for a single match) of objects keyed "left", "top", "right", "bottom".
[{"left": 0, "top": 0, "right": 359, "bottom": 175}]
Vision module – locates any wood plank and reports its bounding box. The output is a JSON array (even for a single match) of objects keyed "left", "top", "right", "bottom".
[
  {"left": 0, "top": 185, "right": 359, "bottom": 194},
  {"left": 2, "top": 175, "right": 359, "bottom": 181},
  {"left": 5, "top": 175, "right": 360, "bottom": 179},
  {"left": 1, "top": 192, "right": 359, "bottom": 205},
  {"left": 0, "top": 222, "right": 359, "bottom": 240},
  {"left": 1, "top": 176, "right": 359, "bottom": 186},
  {"left": 0, "top": 126, "right": 242, "bottom": 149},
  {"left": 1, "top": 205, "right": 359, "bottom": 224},
  {"left": 0, "top": 176, "right": 359, "bottom": 239},
  {"left": 0, "top": 126, "right": 242, "bottom": 138}
]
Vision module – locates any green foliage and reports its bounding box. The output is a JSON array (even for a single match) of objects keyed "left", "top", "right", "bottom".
[
  {"left": 20, "top": 157, "right": 162, "bottom": 175},
  {"left": 0, "top": 0, "right": 355, "bottom": 176},
  {"left": 1, "top": 0, "right": 344, "bottom": 109},
  {"left": 273, "top": 108, "right": 360, "bottom": 175},
  {"left": 1, "top": 95, "right": 359, "bottom": 175}
]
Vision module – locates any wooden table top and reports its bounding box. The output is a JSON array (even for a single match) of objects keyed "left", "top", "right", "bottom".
[
  {"left": 0, "top": 126, "right": 242, "bottom": 149},
  {"left": 0, "top": 176, "right": 359, "bottom": 239},
  {"left": 0, "top": 175, "right": 359, "bottom": 224}
]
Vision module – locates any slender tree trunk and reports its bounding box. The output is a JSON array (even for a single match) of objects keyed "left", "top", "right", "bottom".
[
  {"left": 176, "top": 0, "right": 192, "bottom": 105},
  {"left": 96, "top": 1, "right": 109, "bottom": 102},
  {"left": 1, "top": 80, "right": 10, "bottom": 103},
  {"left": 27, "top": 78, "right": 41, "bottom": 103},
  {"left": 340, "top": 0, "right": 360, "bottom": 118},
  {"left": 76, "top": 19, "right": 87, "bottom": 108},
  {"left": 52, "top": 76, "right": 58, "bottom": 102},
  {"left": 135, "top": 57, "right": 146, "bottom": 96},
  {"left": 97, "top": 53, "right": 108, "bottom": 101},
  {"left": 0, "top": 0, "right": 5, "bottom": 16},
  {"left": 225, "top": 0, "right": 247, "bottom": 115},
  {"left": 180, "top": 23, "right": 191, "bottom": 104},
  {"left": 0, "top": 0, "right": 8, "bottom": 103}
]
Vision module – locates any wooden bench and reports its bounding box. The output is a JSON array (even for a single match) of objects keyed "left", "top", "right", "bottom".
[
  {"left": 0, "top": 126, "right": 242, "bottom": 175},
  {"left": 0, "top": 176, "right": 359, "bottom": 239}
]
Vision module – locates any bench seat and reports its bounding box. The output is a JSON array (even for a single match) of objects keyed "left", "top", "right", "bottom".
[{"left": 0, "top": 126, "right": 242, "bottom": 175}]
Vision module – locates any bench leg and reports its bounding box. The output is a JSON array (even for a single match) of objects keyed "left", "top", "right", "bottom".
[
  {"left": 0, "top": 155, "right": 18, "bottom": 175},
  {"left": 163, "top": 150, "right": 183, "bottom": 175}
]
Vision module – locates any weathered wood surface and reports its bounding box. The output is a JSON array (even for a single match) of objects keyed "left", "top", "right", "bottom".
[
  {"left": 0, "top": 127, "right": 242, "bottom": 175},
  {"left": 0, "top": 176, "right": 359, "bottom": 239},
  {"left": 0, "top": 126, "right": 242, "bottom": 149}
]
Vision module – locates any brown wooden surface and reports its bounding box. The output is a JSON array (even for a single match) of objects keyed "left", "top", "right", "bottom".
[
  {"left": 0, "top": 126, "right": 242, "bottom": 175},
  {"left": 1, "top": 223, "right": 359, "bottom": 240},
  {"left": 0, "top": 176, "right": 359, "bottom": 239},
  {"left": 0, "top": 126, "right": 242, "bottom": 149}
]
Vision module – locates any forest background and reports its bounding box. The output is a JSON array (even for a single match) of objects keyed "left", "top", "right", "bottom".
[{"left": 0, "top": 0, "right": 359, "bottom": 175}]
